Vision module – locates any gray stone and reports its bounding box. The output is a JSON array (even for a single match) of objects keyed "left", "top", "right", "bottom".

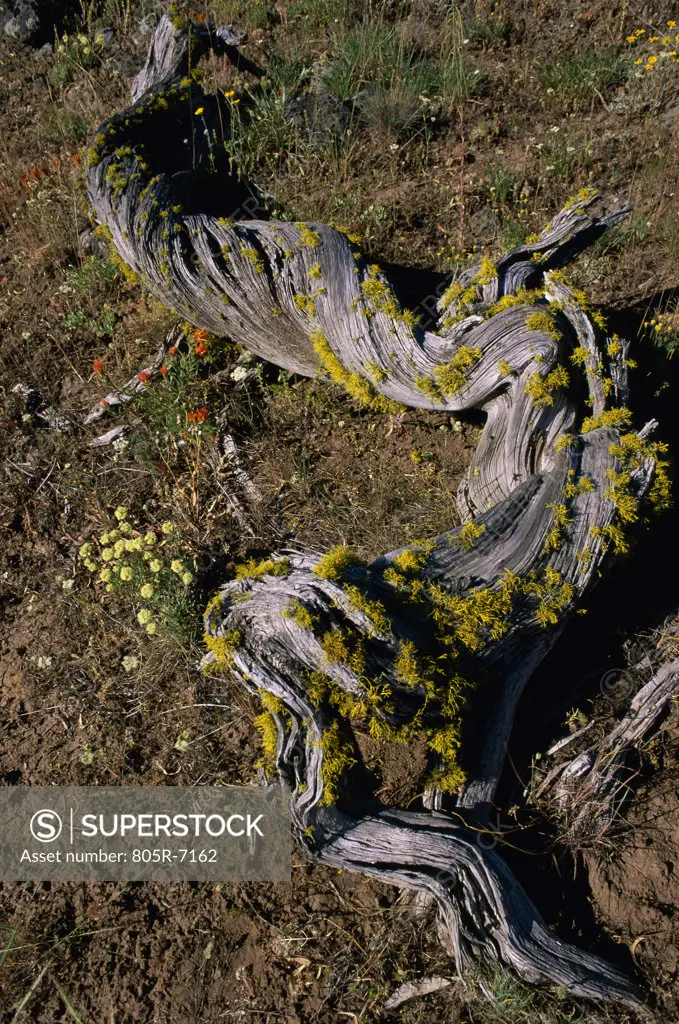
[
  {"left": 284, "top": 86, "right": 354, "bottom": 140},
  {"left": 0, "top": 0, "right": 39, "bottom": 42}
]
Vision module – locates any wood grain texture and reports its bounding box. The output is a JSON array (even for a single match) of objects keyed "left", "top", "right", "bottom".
[{"left": 85, "top": 13, "right": 666, "bottom": 1005}]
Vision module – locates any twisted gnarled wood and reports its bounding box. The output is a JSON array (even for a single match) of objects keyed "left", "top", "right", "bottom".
[{"left": 84, "top": 14, "right": 667, "bottom": 1005}]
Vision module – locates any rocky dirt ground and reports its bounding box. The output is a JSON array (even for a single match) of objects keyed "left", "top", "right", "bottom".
[{"left": 1, "top": 0, "right": 679, "bottom": 1020}]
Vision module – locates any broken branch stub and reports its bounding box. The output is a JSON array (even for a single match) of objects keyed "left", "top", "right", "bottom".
[{"left": 85, "top": 12, "right": 670, "bottom": 1005}]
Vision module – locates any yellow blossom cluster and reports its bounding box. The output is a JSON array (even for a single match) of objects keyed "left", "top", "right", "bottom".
[
  {"left": 77, "top": 507, "right": 195, "bottom": 636},
  {"left": 646, "top": 305, "right": 679, "bottom": 356},
  {"left": 627, "top": 23, "right": 679, "bottom": 71}
]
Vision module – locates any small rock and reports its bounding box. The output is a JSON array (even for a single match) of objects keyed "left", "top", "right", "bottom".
[
  {"left": 104, "top": 50, "right": 144, "bottom": 81},
  {"left": 284, "top": 86, "right": 354, "bottom": 140},
  {"left": 79, "top": 228, "right": 109, "bottom": 259},
  {"left": 0, "top": 0, "right": 39, "bottom": 43},
  {"left": 660, "top": 97, "right": 679, "bottom": 133}
]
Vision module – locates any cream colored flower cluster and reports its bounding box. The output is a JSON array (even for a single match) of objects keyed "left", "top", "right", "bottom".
[{"left": 77, "top": 507, "right": 194, "bottom": 635}]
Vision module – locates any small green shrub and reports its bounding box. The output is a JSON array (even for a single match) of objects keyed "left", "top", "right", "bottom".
[
  {"left": 465, "top": 967, "right": 633, "bottom": 1023},
  {"left": 537, "top": 48, "right": 629, "bottom": 109},
  {"left": 322, "top": 14, "right": 474, "bottom": 107},
  {"left": 64, "top": 305, "right": 117, "bottom": 337},
  {"left": 126, "top": 343, "right": 218, "bottom": 467},
  {"left": 48, "top": 30, "right": 106, "bottom": 88},
  {"left": 66, "top": 256, "right": 120, "bottom": 298}
]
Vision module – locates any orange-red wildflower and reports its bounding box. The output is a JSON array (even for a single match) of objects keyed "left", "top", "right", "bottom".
[{"left": 187, "top": 407, "right": 208, "bottom": 423}]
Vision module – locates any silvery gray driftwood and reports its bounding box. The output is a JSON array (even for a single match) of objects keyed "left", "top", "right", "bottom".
[{"left": 84, "top": 13, "right": 666, "bottom": 1006}]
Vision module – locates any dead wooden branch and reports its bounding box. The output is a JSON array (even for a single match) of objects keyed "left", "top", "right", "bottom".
[{"left": 80, "top": 11, "right": 671, "bottom": 1006}]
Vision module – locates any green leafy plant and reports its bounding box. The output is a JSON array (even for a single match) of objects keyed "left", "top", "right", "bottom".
[
  {"left": 126, "top": 339, "right": 218, "bottom": 468},
  {"left": 64, "top": 304, "right": 117, "bottom": 337},
  {"left": 537, "top": 48, "right": 629, "bottom": 110},
  {"left": 48, "top": 30, "right": 106, "bottom": 87},
  {"left": 65, "top": 255, "right": 120, "bottom": 298}
]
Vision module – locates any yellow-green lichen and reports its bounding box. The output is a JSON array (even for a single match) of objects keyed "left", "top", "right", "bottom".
[
  {"left": 203, "top": 628, "right": 241, "bottom": 668},
  {"left": 240, "top": 247, "right": 265, "bottom": 273},
  {"left": 313, "top": 545, "right": 365, "bottom": 582},
  {"left": 581, "top": 407, "right": 633, "bottom": 433},
  {"left": 525, "top": 310, "right": 560, "bottom": 341},
  {"left": 341, "top": 586, "right": 392, "bottom": 635},
  {"left": 524, "top": 365, "right": 569, "bottom": 408},
  {"left": 282, "top": 598, "right": 316, "bottom": 630},
  {"left": 416, "top": 346, "right": 482, "bottom": 402},
  {"left": 235, "top": 556, "right": 290, "bottom": 580},
  {"left": 474, "top": 257, "right": 498, "bottom": 286},
  {"left": 318, "top": 721, "right": 356, "bottom": 806},
  {"left": 309, "top": 329, "right": 402, "bottom": 413},
  {"left": 295, "top": 222, "right": 321, "bottom": 248}
]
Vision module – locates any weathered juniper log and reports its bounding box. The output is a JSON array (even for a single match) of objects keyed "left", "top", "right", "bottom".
[{"left": 85, "top": 12, "right": 671, "bottom": 1006}]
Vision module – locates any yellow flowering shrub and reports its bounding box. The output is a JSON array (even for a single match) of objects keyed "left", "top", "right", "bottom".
[
  {"left": 77, "top": 508, "right": 198, "bottom": 641},
  {"left": 627, "top": 22, "right": 679, "bottom": 73}
]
